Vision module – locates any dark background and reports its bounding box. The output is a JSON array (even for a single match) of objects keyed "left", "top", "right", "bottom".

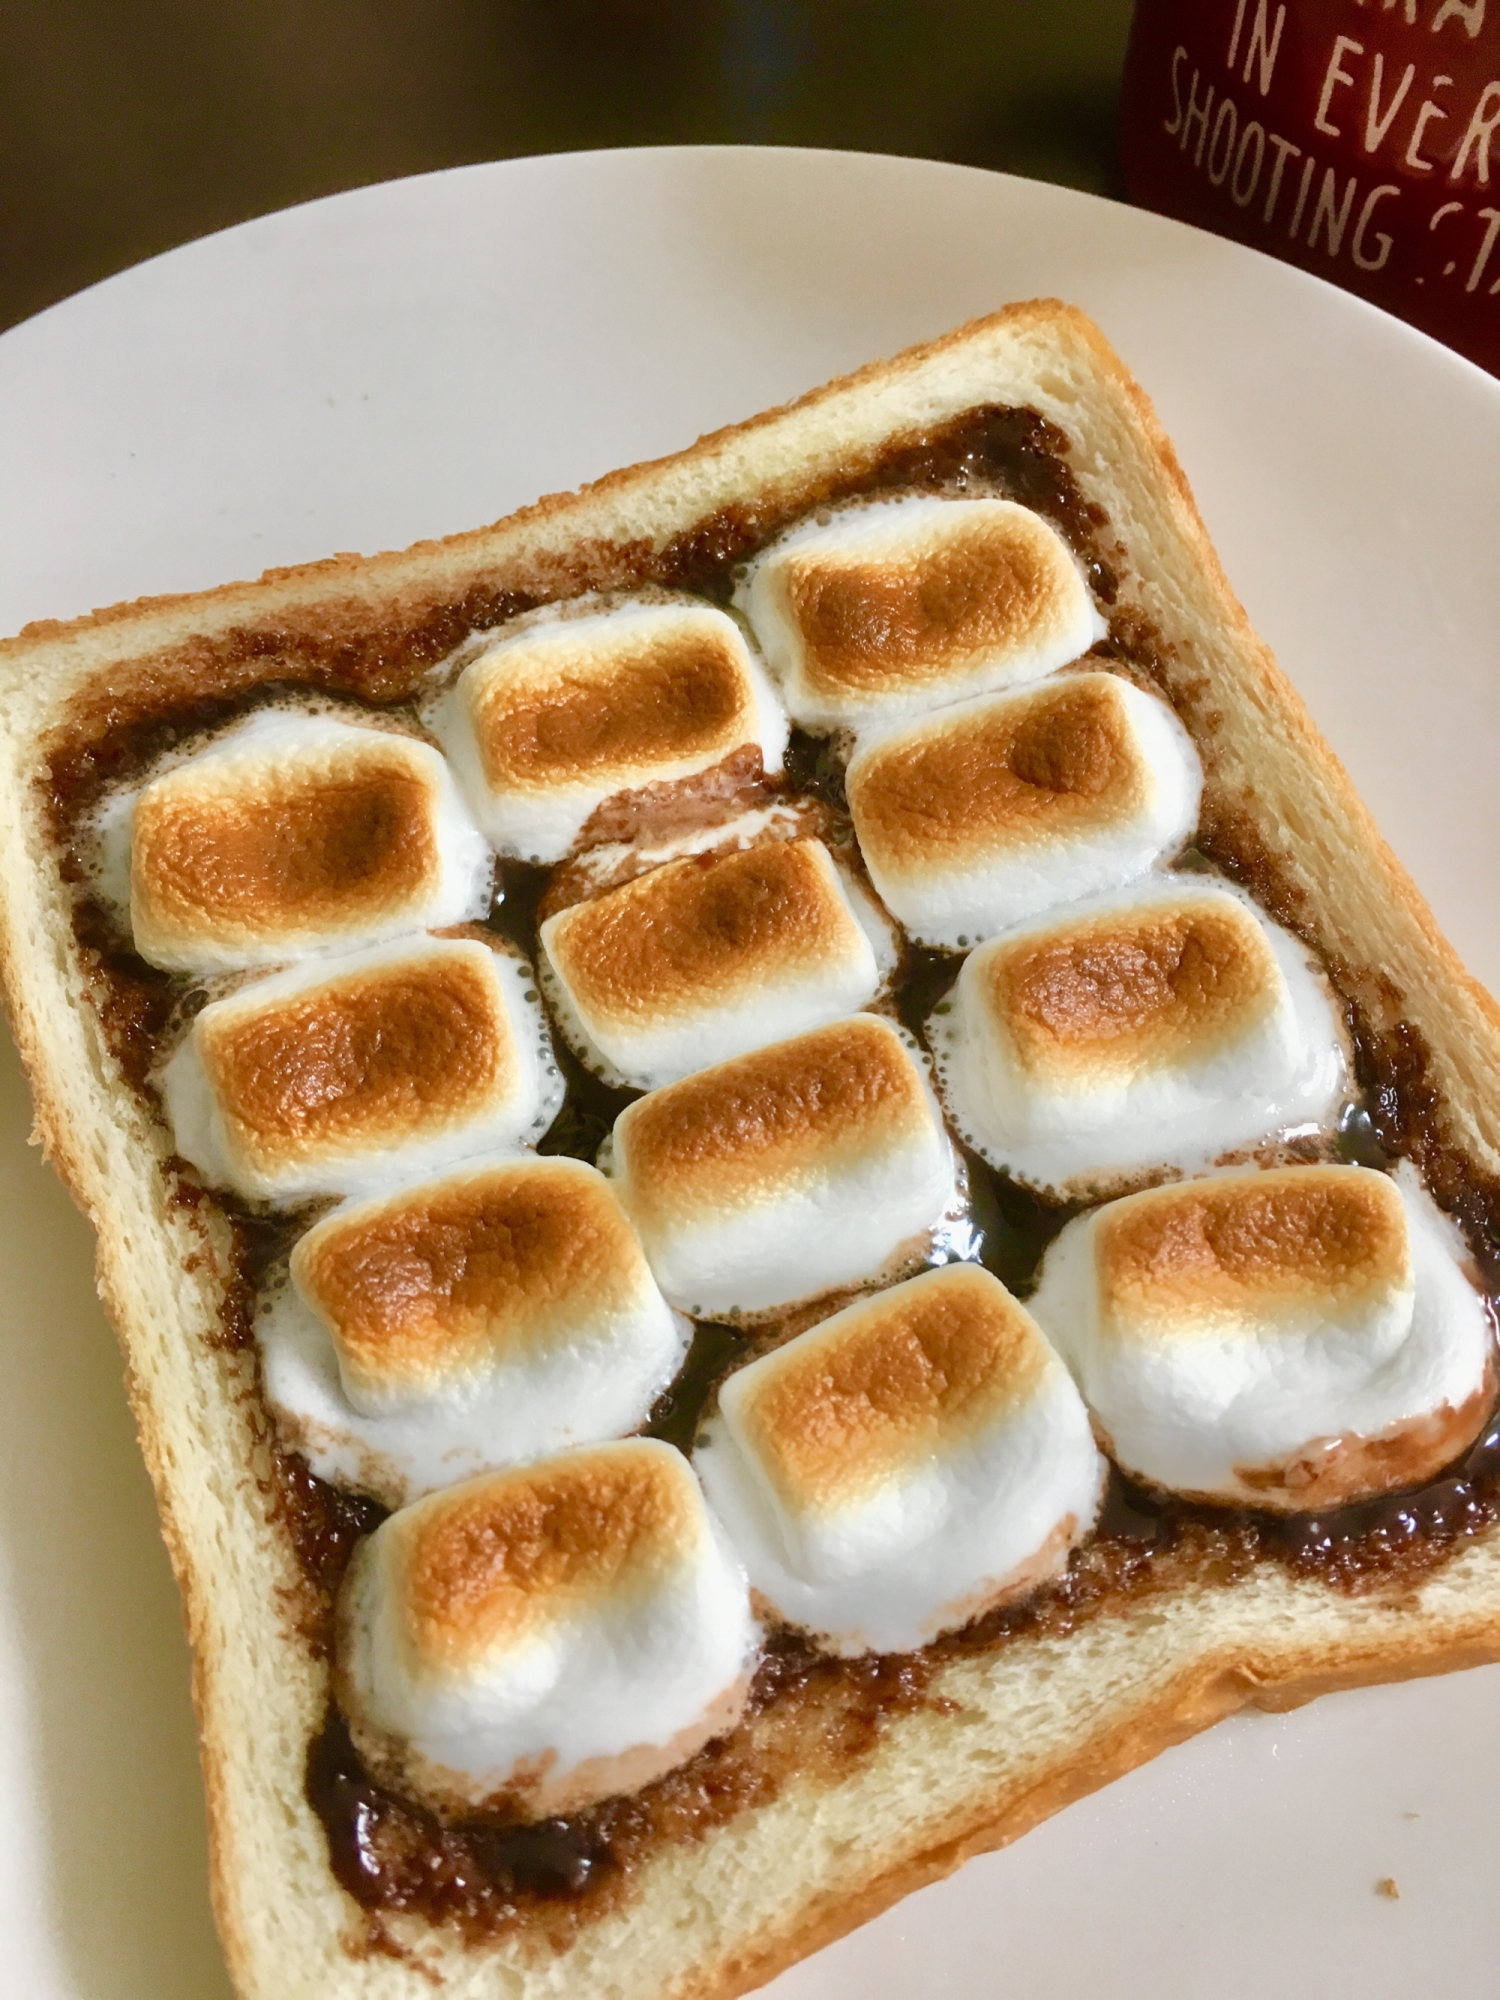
[{"left": 1, "top": 0, "right": 1135, "bottom": 334}]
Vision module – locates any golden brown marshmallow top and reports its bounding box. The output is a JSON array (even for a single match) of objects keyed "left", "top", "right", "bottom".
[
  {"left": 468, "top": 618, "right": 758, "bottom": 795},
  {"left": 981, "top": 895, "right": 1281, "bottom": 1084},
  {"left": 197, "top": 943, "right": 518, "bottom": 1178},
  {"left": 132, "top": 732, "right": 442, "bottom": 948},
  {"left": 779, "top": 506, "right": 1081, "bottom": 702},
  {"left": 736, "top": 1266, "right": 1049, "bottom": 1511},
  {"left": 391, "top": 1446, "right": 701, "bottom": 1673},
  {"left": 1096, "top": 1167, "right": 1412, "bottom": 1341},
  {"left": 616, "top": 1015, "right": 934, "bottom": 1219},
  {"left": 546, "top": 840, "right": 865, "bottom": 1026},
  {"left": 292, "top": 1160, "right": 655, "bottom": 1396},
  {"left": 849, "top": 675, "right": 1147, "bottom": 872}
]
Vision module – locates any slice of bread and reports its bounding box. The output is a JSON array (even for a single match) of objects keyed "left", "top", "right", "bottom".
[{"left": 3, "top": 299, "right": 1500, "bottom": 2000}]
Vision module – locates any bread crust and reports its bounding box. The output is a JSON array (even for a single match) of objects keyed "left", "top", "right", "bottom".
[{"left": 4, "top": 298, "right": 1500, "bottom": 1999}]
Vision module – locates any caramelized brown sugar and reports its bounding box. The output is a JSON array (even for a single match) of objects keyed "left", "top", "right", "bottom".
[
  {"left": 292, "top": 1158, "right": 649, "bottom": 1394},
  {"left": 467, "top": 613, "right": 756, "bottom": 792},
  {"left": 543, "top": 838, "right": 864, "bottom": 1026},
  {"left": 983, "top": 894, "right": 1280, "bottom": 1084},
  {"left": 132, "top": 736, "right": 441, "bottom": 952},
  {"left": 197, "top": 943, "right": 518, "bottom": 1176},
  {"left": 848, "top": 673, "right": 1147, "bottom": 871}
]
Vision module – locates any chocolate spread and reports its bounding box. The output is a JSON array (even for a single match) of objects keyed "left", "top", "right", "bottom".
[{"left": 39, "top": 403, "right": 1500, "bottom": 1946}]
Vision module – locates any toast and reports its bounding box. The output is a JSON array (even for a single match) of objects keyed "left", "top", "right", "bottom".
[{"left": 3, "top": 299, "right": 1500, "bottom": 2000}]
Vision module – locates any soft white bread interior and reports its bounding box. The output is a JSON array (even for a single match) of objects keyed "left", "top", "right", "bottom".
[{"left": 3, "top": 299, "right": 1500, "bottom": 2000}]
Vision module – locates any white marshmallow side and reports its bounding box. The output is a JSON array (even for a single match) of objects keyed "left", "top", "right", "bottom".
[
  {"left": 538, "top": 844, "right": 896, "bottom": 1092},
  {"left": 1029, "top": 1166, "right": 1494, "bottom": 1504},
  {"left": 90, "top": 787, "right": 137, "bottom": 927},
  {"left": 341, "top": 1443, "right": 759, "bottom": 1800},
  {"left": 696, "top": 1277, "right": 1104, "bottom": 1654},
  {"left": 929, "top": 880, "right": 1347, "bottom": 1195},
  {"left": 117, "top": 711, "right": 493, "bottom": 974},
  {"left": 609, "top": 1021, "right": 959, "bottom": 1317},
  {"left": 737, "top": 496, "right": 1105, "bottom": 732},
  {"left": 429, "top": 600, "right": 789, "bottom": 863},
  {"left": 161, "top": 935, "right": 563, "bottom": 1204},
  {"left": 847, "top": 677, "right": 1202, "bottom": 949},
  {"left": 258, "top": 1278, "right": 689, "bottom": 1511}
]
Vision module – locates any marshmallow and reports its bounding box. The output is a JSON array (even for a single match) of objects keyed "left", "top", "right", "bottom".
[
  {"left": 539, "top": 838, "right": 894, "bottom": 1090},
  {"left": 338, "top": 1440, "right": 759, "bottom": 1817},
  {"left": 846, "top": 673, "right": 1201, "bottom": 948},
  {"left": 431, "top": 600, "right": 788, "bottom": 863},
  {"left": 162, "top": 933, "right": 562, "bottom": 1203},
  {"left": 118, "top": 711, "right": 493, "bottom": 975},
  {"left": 737, "top": 496, "right": 1105, "bottom": 731},
  {"left": 1029, "top": 1165, "right": 1496, "bottom": 1511},
  {"left": 258, "top": 1154, "right": 688, "bottom": 1506},
  {"left": 697, "top": 1265, "right": 1103, "bottom": 1653},
  {"left": 929, "top": 879, "right": 1346, "bottom": 1195},
  {"left": 608, "top": 1014, "right": 957, "bottom": 1318}
]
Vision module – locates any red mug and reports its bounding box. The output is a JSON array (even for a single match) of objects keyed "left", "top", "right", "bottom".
[{"left": 1121, "top": 0, "right": 1500, "bottom": 376}]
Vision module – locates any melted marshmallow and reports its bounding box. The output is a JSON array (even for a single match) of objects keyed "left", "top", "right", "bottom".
[
  {"left": 1029, "top": 1165, "right": 1495, "bottom": 1511},
  {"left": 737, "top": 496, "right": 1105, "bottom": 731},
  {"left": 258, "top": 1154, "right": 688, "bottom": 1506},
  {"left": 846, "top": 673, "right": 1201, "bottom": 948},
  {"left": 929, "top": 878, "right": 1346, "bottom": 1196},
  {"left": 539, "top": 837, "right": 894, "bottom": 1090},
  {"left": 696, "top": 1264, "right": 1104, "bottom": 1653},
  {"left": 113, "top": 711, "right": 494, "bottom": 976},
  {"left": 338, "top": 1440, "right": 759, "bottom": 1817},
  {"left": 430, "top": 599, "right": 788, "bottom": 863},
  {"left": 162, "top": 932, "right": 561, "bottom": 1203},
  {"left": 608, "top": 1014, "right": 958, "bottom": 1318}
]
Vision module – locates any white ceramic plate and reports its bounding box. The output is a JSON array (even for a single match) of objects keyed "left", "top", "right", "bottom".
[{"left": 2, "top": 147, "right": 1499, "bottom": 2000}]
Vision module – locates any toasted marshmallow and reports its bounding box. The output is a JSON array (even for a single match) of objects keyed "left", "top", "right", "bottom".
[
  {"left": 697, "top": 1265, "right": 1103, "bottom": 1653},
  {"left": 162, "top": 933, "right": 561, "bottom": 1203},
  {"left": 737, "top": 497, "right": 1105, "bottom": 731},
  {"left": 846, "top": 674, "right": 1201, "bottom": 948},
  {"left": 431, "top": 600, "right": 788, "bottom": 863},
  {"left": 539, "top": 838, "right": 894, "bottom": 1090},
  {"left": 116, "top": 711, "right": 494, "bottom": 976},
  {"left": 1029, "top": 1166, "right": 1495, "bottom": 1510},
  {"left": 609, "top": 1014, "right": 957, "bottom": 1318},
  {"left": 259, "top": 1155, "right": 688, "bottom": 1505},
  {"left": 929, "top": 879, "right": 1346, "bottom": 1195},
  {"left": 338, "top": 1440, "right": 759, "bottom": 1817}
]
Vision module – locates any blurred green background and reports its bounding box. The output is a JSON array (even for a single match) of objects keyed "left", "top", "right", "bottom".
[{"left": 1, "top": 1, "right": 1135, "bottom": 334}]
